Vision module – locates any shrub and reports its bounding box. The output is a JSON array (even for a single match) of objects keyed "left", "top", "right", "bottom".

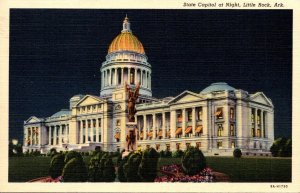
[
  {"left": 233, "top": 148, "right": 242, "bottom": 158},
  {"left": 123, "top": 151, "right": 142, "bottom": 182},
  {"left": 181, "top": 146, "right": 206, "bottom": 175},
  {"left": 49, "top": 148, "right": 57, "bottom": 158},
  {"left": 49, "top": 153, "right": 65, "bottom": 179},
  {"left": 159, "top": 150, "right": 165, "bottom": 157},
  {"left": 100, "top": 154, "right": 116, "bottom": 182},
  {"left": 62, "top": 157, "right": 88, "bottom": 182},
  {"left": 88, "top": 156, "right": 102, "bottom": 182},
  {"left": 64, "top": 151, "right": 83, "bottom": 164},
  {"left": 117, "top": 153, "right": 130, "bottom": 182},
  {"left": 270, "top": 138, "right": 292, "bottom": 157},
  {"left": 172, "top": 150, "right": 184, "bottom": 158},
  {"left": 164, "top": 150, "right": 172, "bottom": 158},
  {"left": 139, "top": 148, "right": 159, "bottom": 182}
]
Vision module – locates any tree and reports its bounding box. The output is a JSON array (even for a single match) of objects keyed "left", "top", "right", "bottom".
[{"left": 270, "top": 138, "right": 292, "bottom": 157}]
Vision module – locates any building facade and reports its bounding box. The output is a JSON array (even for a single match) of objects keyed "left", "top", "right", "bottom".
[{"left": 23, "top": 17, "right": 274, "bottom": 156}]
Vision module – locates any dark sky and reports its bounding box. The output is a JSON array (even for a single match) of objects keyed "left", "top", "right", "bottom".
[{"left": 9, "top": 9, "right": 292, "bottom": 142}]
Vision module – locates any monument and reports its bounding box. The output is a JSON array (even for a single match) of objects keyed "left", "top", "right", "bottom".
[{"left": 125, "top": 82, "right": 140, "bottom": 152}]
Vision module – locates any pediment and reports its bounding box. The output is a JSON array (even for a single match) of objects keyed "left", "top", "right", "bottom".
[
  {"left": 168, "top": 91, "right": 203, "bottom": 104},
  {"left": 75, "top": 95, "right": 105, "bottom": 107},
  {"left": 25, "top": 116, "right": 41, "bottom": 124},
  {"left": 250, "top": 92, "right": 273, "bottom": 107}
]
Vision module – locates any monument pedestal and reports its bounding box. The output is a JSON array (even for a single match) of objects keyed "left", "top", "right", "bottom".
[{"left": 125, "top": 122, "right": 138, "bottom": 152}]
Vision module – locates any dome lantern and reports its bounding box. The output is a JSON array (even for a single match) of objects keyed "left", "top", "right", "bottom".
[{"left": 122, "top": 14, "right": 131, "bottom": 33}]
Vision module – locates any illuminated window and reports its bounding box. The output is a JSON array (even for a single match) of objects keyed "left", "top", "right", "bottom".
[
  {"left": 177, "top": 112, "right": 182, "bottom": 123},
  {"left": 82, "top": 120, "right": 86, "bottom": 129},
  {"left": 231, "top": 141, "right": 235, "bottom": 148},
  {"left": 198, "top": 108, "right": 203, "bottom": 121},
  {"left": 217, "top": 141, "right": 223, "bottom": 149},
  {"left": 176, "top": 143, "right": 181, "bottom": 150},
  {"left": 257, "top": 129, "right": 261, "bottom": 138},
  {"left": 217, "top": 124, "right": 223, "bottom": 137},
  {"left": 187, "top": 110, "right": 192, "bottom": 121},
  {"left": 156, "top": 144, "right": 160, "bottom": 151},
  {"left": 116, "top": 119, "right": 121, "bottom": 126},
  {"left": 215, "top": 107, "right": 223, "bottom": 119},
  {"left": 230, "top": 124, "right": 235, "bottom": 136},
  {"left": 230, "top": 108, "right": 234, "bottom": 119}
]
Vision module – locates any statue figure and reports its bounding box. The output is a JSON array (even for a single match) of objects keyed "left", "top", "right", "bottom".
[
  {"left": 126, "top": 130, "right": 136, "bottom": 151},
  {"left": 125, "top": 82, "right": 140, "bottom": 122}
]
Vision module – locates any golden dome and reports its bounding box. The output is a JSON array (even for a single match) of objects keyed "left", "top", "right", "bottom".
[{"left": 108, "top": 16, "right": 145, "bottom": 54}]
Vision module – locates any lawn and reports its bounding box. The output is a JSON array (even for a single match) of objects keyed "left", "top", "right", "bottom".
[{"left": 9, "top": 156, "right": 291, "bottom": 182}]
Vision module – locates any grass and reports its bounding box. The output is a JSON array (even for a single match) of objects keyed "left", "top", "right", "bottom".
[{"left": 9, "top": 156, "right": 291, "bottom": 182}]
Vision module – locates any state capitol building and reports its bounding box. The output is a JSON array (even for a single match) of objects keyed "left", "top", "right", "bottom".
[{"left": 23, "top": 16, "right": 274, "bottom": 156}]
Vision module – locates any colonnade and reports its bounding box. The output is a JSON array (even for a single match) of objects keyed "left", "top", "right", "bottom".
[
  {"left": 251, "top": 108, "right": 267, "bottom": 138},
  {"left": 101, "top": 67, "right": 151, "bottom": 89},
  {"left": 24, "top": 127, "right": 40, "bottom": 146},
  {"left": 47, "top": 124, "right": 69, "bottom": 145},
  {"left": 77, "top": 118, "right": 102, "bottom": 144},
  {"left": 137, "top": 107, "right": 204, "bottom": 141}
]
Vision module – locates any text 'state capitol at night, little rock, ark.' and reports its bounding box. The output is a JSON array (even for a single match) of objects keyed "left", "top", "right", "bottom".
[{"left": 22, "top": 16, "right": 274, "bottom": 156}]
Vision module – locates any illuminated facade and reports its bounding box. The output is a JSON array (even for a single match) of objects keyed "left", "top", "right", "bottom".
[{"left": 23, "top": 17, "right": 274, "bottom": 156}]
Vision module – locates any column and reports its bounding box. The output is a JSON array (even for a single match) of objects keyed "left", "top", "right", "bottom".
[
  {"left": 80, "top": 120, "right": 84, "bottom": 143},
  {"left": 121, "top": 68, "right": 124, "bottom": 85},
  {"left": 134, "top": 68, "right": 137, "bottom": 85},
  {"left": 170, "top": 110, "right": 176, "bottom": 138},
  {"left": 96, "top": 119, "right": 99, "bottom": 142},
  {"left": 162, "top": 112, "right": 166, "bottom": 139},
  {"left": 59, "top": 125, "right": 62, "bottom": 144},
  {"left": 192, "top": 107, "right": 196, "bottom": 136},
  {"left": 86, "top": 120, "right": 89, "bottom": 143},
  {"left": 141, "top": 70, "right": 144, "bottom": 87},
  {"left": 182, "top": 109, "right": 186, "bottom": 138},
  {"left": 153, "top": 114, "right": 156, "bottom": 139},
  {"left": 149, "top": 73, "right": 151, "bottom": 89},
  {"left": 38, "top": 127, "right": 42, "bottom": 145},
  {"left": 30, "top": 127, "right": 33, "bottom": 146},
  {"left": 114, "top": 68, "right": 117, "bottom": 86},
  {"left": 25, "top": 128, "right": 28, "bottom": 146},
  {"left": 49, "top": 126, "right": 52, "bottom": 145},
  {"left": 143, "top": 115, "right": 147, "bottom": 140},
  {"left": 255, "top": 108, "right": 258, "bottom": 137},
  {"left": 262, "top": 111, "right": 265, "bottom": 138}
]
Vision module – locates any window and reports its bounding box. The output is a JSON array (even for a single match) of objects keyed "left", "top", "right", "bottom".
[
  {"left": 93, "top": 119, "right": 96, "bottom": 128},
  {"left": 93, "top": 105, "right": 96, "bottom": 111},
  {"left": 82, "top": 106, "right": 86, "bottom": 112},
  {"left": 146, "top": 145, "right": 150, "bottom": 149},
  {"left": 88, "top": 120, "right": 91, "bottom": 128},
  {"left": 93, "top": 128, "right": 96, "bottom": 142},
  {"left": 166, "top": 144, "right": 170, "bottom": 151},
  {"left": 198, "top": 108, "right": 203, "bottom": 121},
  {"left": 186, "top": 143, "right": 191, "bottom": 149},
  {"left": 215, "top": 107, "right": 223, "bottom": 119},
  {"left": 83, "top": 128, "right": 86, "bottom": 143},
  {"left": 187, "top": 110, "right": 192, "bottom": 122},
  {"left": 217, "top": 141, "right": 223, "bottom": 149},
  {"left": 257, "top": 115, "right": 261, "bottom": 125},
  {"left": 177, "top": 113, "right": 182, "bottom": 123},
  {"left": 88, "top": 128, "right": 91, "bottom": 141},
  {"left": 82, "top": 120, "right": 86, "bottom": 129},
  {"left": 230, "top": 124, "right": 235, "bottom": 136},
  {"left": 196, "top": 142, "right": 201, "bottom": 149},
  {"left": 217, "top": 124, "right": 223, "bottom": 137},
  {"left": 97, "top": 104, "right": 101, "bottom": 109},
  {"left": 87, "top": 106, "right": 91, "bottom": 111},
  {"left": 251, "top": 128, "right": 255, "bottom": 137},
  {"left": 230, "top": 108, "right": 234, "bottom": 119},
  {"left": 176, "top": 143, "right": 181, "bottom": 150},
  {"left": 116, "top": 119, "right": 121, "bottom": 126},
  {"left": 156, "top": 144, "right": 160, "bottom": 151},
  {"left": 98, "top": 118, "right": 101, "bottom": 127},
  {"left": 257, "top": 129, "right": 261, "bottom": 138},
  {"left": 251, "top": 109, "right": 255, "bottom": 123},
  {"left": 231, "top": 141, "right": 235, "bottom": 148}
]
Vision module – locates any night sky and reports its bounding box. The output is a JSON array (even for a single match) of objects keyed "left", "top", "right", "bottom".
[{"left": 9, "top": 9, "right": 292, "bottom": 142}]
